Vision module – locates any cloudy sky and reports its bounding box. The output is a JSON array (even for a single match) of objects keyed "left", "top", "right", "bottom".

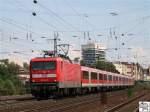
[{"left": 0, "top": 0, "right": 150, "bottom": 67}]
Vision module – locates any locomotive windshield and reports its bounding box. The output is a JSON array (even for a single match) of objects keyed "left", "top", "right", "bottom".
[{"left": 31, "top": 61, "right": 56, "bottom": 70}]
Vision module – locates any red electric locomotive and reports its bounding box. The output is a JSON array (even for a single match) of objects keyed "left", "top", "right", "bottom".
[{"left": 30, "top": 57, "right": 81, "bottom": 98}]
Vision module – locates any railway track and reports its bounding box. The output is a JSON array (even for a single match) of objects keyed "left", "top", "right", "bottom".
[
  {"left": 0, "top": 98, "right": 37, "bottom": 112},
  {"left": 105, "top": 92, "right": 150, "bottom": 112},
  {"left": 0, "top": 94, "right": 35, "bottom": 108},
  {"left": 0, "top": 93, "right": 101, "bottom": 112},
  {"left": 0, "top": 90, "right": 145, "bottom": 112},
  {"left": 0, "top": 94, "right": 33, "bottom": 102},
  {"left": 24, "top": 95, "right": 101, "bottom": 112},
  {"left": 0, "top": 91, "right": 119, "bottom": 112}
]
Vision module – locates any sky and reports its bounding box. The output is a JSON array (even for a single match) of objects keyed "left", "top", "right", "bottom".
[{"left": 0, "top": 0, "right": 150, "bottom": 68}]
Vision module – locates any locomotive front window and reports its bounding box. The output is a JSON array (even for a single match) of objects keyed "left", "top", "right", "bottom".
[{"left": 31, "top": 61, "right": 56, "bottom": 70}]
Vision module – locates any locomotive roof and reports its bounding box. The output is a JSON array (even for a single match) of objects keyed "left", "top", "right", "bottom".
[
  {"left": 30, "top": 57, "right": 73, "bottom": 64},
  {"left": 31, "top": 57, "right": 63, "bottom": 62}
]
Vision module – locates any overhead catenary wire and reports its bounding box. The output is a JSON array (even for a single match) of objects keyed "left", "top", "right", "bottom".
[
  {"left": 0, "top": 17, "right": 45, "bottom": 38},
  {"left": 36, "top": 1, "right": 80, "bottom": 32},
  {"left": 63, "top": 0, "right": 96, "bottom": 30},
  {"left": 112, "top": 15, "right": 150, "bottom": 32},
  {"left": 106, "top": 15, "right": 150, "bottom": 56},
  {"left": 9, "top": 0, "right": 58, "bottom": 31},
  {"left": 0, "top": 18, "right": 52, "bottom": 56},
  {"left": 124, "top": 15, "right": 150, "bottom": 35},
  {"left": 4, "top": 0, "right": 149, "bottom": 34},
  {"left": 0, "top": 16, "right": 58, "bottom": 42},
  {"left": 0, "top": 2, "right": 57, "bottom": 58},
  {"left": 34, "top": 14, "right": 58, "bottom": 30},
  {"left": 3, "top": 0, "right": 29, "bottom": 13},
  {"left": 1, "top": 38, "right": 50, "bottom": 57},
  {"left": 63, "top": 0, "right": 98, "bottom": 42},
  {"left": 121, "top": 16, "right": 150, "bottom": 44},
  {"left": 3, "top": 0, "right": 150, "bottom": 34}
]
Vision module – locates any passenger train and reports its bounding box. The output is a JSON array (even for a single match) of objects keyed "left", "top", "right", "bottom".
[{"left": 30, "top": 57, "right": 134, "bottom": 98}]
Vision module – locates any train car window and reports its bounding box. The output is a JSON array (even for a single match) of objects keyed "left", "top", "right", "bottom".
[
  {"left": 123, "top": 78, "right": 125, "bottom": 83},
  {"left": 104, "top": 74, "right": 107, "bottom": 80},
  {"left": 82, "top": 71, "right": 89, "bottom": 79},
  {"left": 116, "top": 76, "right": 118, "bottom": 81},
  {"left": 108, "top": 75, "right": 112, "bottom": 81},
  {"left": 91, "top": 72, "right": 97, "bottom": 80},
  {"left": 119, "top": 77, "right": 121, "bottom": 81},
  {"left": 113, "top": 76, "right": 115, "bottom": 81},
  {"left": 120, "top": 77, "right": 122, "bottom": 81},
  {"left": 108, "top": 75, "right": 110, "bottom": 80},
  {"left": 99, "top": 73, "right": 103, "bottom": 80},
  {"left": 121, "top": 78, "right": 123, "bottom": 82}
]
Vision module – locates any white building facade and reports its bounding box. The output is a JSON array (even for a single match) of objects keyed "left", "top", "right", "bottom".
[{"left": 81, "top": 43, "right": 106, "bottom": 66}]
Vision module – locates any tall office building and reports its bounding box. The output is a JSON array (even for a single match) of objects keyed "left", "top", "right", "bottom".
[{"left": 81, "top": 43, "right": 106, "bottom": 66}]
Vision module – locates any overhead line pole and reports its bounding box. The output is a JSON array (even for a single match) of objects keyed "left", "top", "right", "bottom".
[
  {"left": 47, "top": 32, "right": 59, "bottom": 57},
  {"left": 54, "top": 32, "right": 59, "bottom": 57}
]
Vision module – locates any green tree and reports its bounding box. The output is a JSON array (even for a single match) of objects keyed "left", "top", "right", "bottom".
[
  {"left": 92, "top": 61, "right": 120, "bottom": 73},
  {"left": 0, "top": 59, "right": 28, "bottom": 96},
  {"left": 0, "top": 79, "right": 4, "bottom": 95},
  {"left": 0, "top": 64, "right": 9, "bottom": 76},
  {"left": 3, "top": 79, "right": 16, "bottom": 95},
  {"left": 23, "top": 62, "right": 29, "bottom": 72},
  {"left": 7, "top": 62, "right": 19, "bottom": 75},
  {"left": 0, "top": 59, "right": 9, "bottom": 65},
  {"left": 80, "top": 60, "right": 86, "bottom": 66}
]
